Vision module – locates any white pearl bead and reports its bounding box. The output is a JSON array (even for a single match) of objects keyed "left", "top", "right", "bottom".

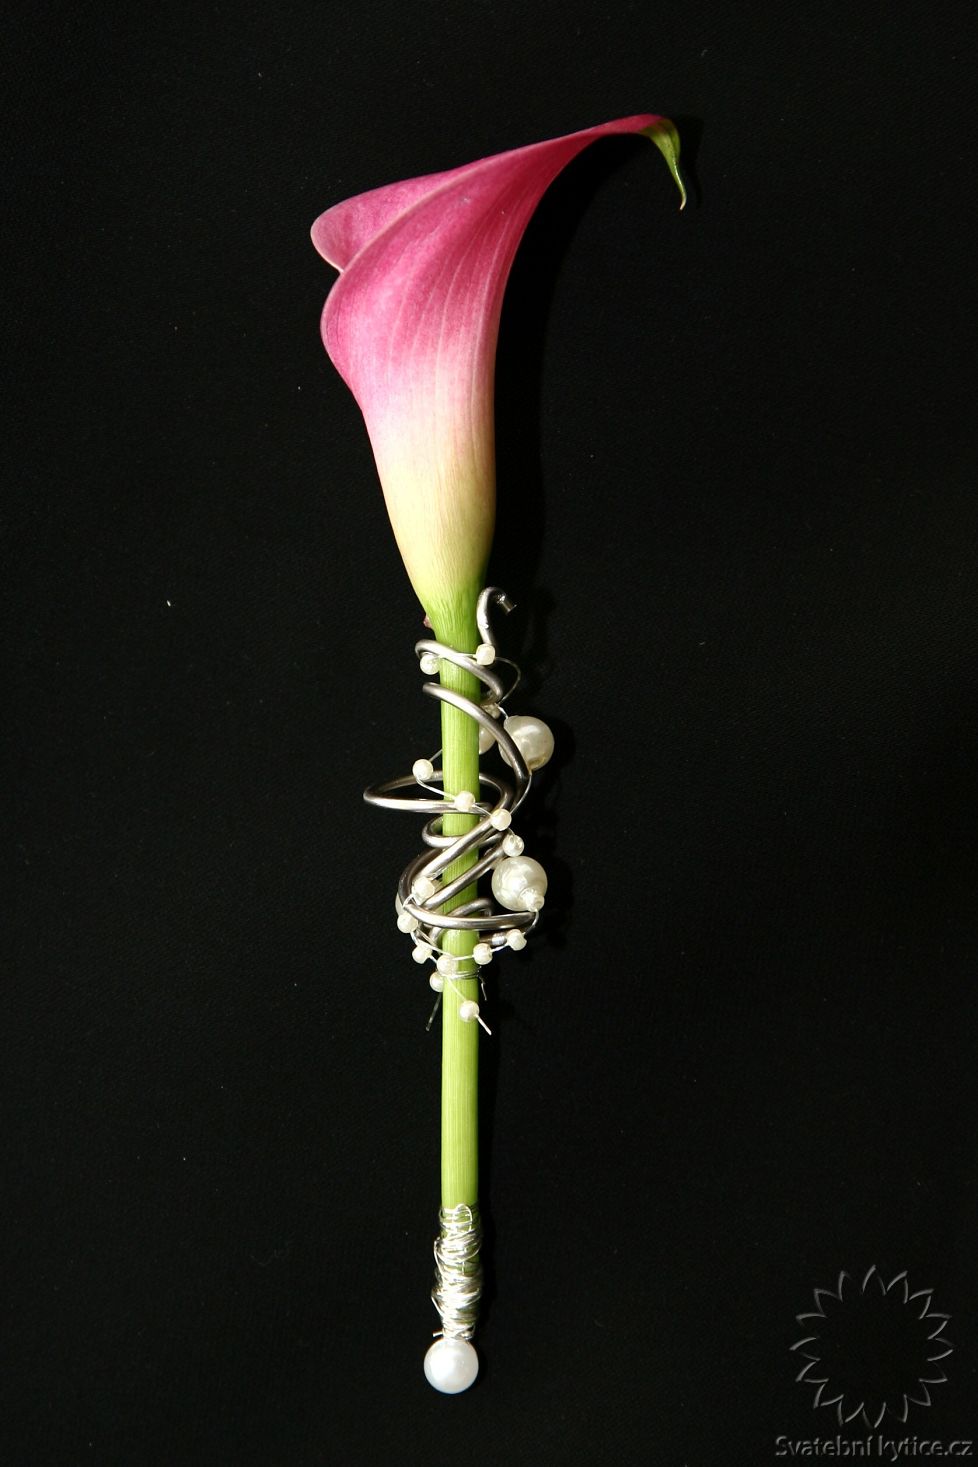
[
  {"left": 437, "top": 953, "right": 457, "bottom": 977},
  {"left": 474, "top": 642, "right": 495, "bottom": 666},
  {"left": 428, "top": 972, "right": 444, "bottom": 992},
  {"left": 506, "top": 929, "right": 527, "bottom": 951},
  {"left": 423, "top": 1337, "right": 479, "bottom": 1394},
  {"left": 412, "top": 874, "right": 437, "bottom": 903},
  {"left": 453, "top": 789, "right": 476, "bottom": 812},
  {"left": 412, "top": 943, "right": 433, "bottom": 964},
  {"left": 502, "top": 714, "right": 555, "bottom": 771},
  {"left": 458, "top": 999, "right": 480, "bottom": 1023},
  {"left": 472, "top": 942, "right": 493, "bottom": 966},
  {"left": 501, "top": 832, "right": 524, "bottom": 857},
  {"left": 419, "top": 652, "right": 440, "bottom": 675},
  {"left": 412, "top": 757, "right": 434, "bottom": 783},
  {"left": 491, "top": 855, "right": 548, "bottom": 912},
  {"left": 489, "top": 807, "right": 511, "bottom": 831},
  {"left": 397, "top": 911, "right": 419, "bottom": 933}
]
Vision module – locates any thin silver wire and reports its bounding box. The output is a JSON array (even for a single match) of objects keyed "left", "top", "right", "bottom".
[
  {"left": 431, "top": 1204, "right": 483, "bottom": 1341},
  {"left": 363, "top": 586, "right": 540, "bottom": 946}
]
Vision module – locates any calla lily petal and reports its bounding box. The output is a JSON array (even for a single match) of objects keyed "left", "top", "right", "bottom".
[{"left": 313, "top": 115, "right": 683, "bottom": 639}]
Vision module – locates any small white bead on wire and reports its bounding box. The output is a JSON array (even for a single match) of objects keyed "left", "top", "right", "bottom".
[{"left": 412, "top": 874, "right": 438, "bottom": 903}]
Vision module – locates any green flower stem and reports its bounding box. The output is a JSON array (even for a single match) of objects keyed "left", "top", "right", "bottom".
[{"left": 431, "top": 600, "right": 481, "bottom": 1208}]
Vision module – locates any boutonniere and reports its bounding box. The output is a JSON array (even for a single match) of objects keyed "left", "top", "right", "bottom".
[{"left": 313, "top": 114, "right": 684, "bottom": 1392}]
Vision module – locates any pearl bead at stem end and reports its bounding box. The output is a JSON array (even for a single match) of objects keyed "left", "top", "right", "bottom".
[{"left": 423, "top": 1337, "right": 479, "bottom": 1394}]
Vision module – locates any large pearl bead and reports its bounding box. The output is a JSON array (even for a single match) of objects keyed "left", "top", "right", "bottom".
[
  {"left": 423, "top": 1337, "right": 479, "bottom": 1394},
  {"left": 491, "top": 855, "right": 548, "bottom": 912},
  {"left": 502, "top": 714, "right": 554, "bottom": 771}
]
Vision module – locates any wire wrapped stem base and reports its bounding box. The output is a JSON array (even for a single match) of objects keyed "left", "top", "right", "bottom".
[{"left": 432, "top": 1203, "right": 484, "bottom": 1341}]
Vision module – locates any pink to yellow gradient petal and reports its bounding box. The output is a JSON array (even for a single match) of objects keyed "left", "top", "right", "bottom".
[{"left": 312, "top": 115, "right": 683, "bottom": 642}]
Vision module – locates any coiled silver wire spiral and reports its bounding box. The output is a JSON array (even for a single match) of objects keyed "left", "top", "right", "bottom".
[
  {"left": 363, "top": 585, "right": 540, "bottom": 975},
  {"left": 363, "top": 586, "right": 542, "bottom": 1347}
]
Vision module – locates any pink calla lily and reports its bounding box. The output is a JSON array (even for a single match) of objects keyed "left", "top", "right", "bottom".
[{"left": 312, "top": 114, "right": 684, "bottom": 642}]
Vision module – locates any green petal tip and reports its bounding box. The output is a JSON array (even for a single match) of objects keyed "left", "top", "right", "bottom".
[{"left": 640, "top": 117, "right": 687, "bottom": 210}]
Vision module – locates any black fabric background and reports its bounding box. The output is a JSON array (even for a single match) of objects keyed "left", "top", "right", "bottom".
[{"left": 5, "top": 2, "right": 977, "bottom": 1462}]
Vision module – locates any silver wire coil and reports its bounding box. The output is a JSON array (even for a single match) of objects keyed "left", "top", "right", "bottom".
[
  {"left": 363, "top": 585, "right": 541, "bottom": 963},
  {"left": 431, "top": 1204, "right": 483, "bottom": 1341}
]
